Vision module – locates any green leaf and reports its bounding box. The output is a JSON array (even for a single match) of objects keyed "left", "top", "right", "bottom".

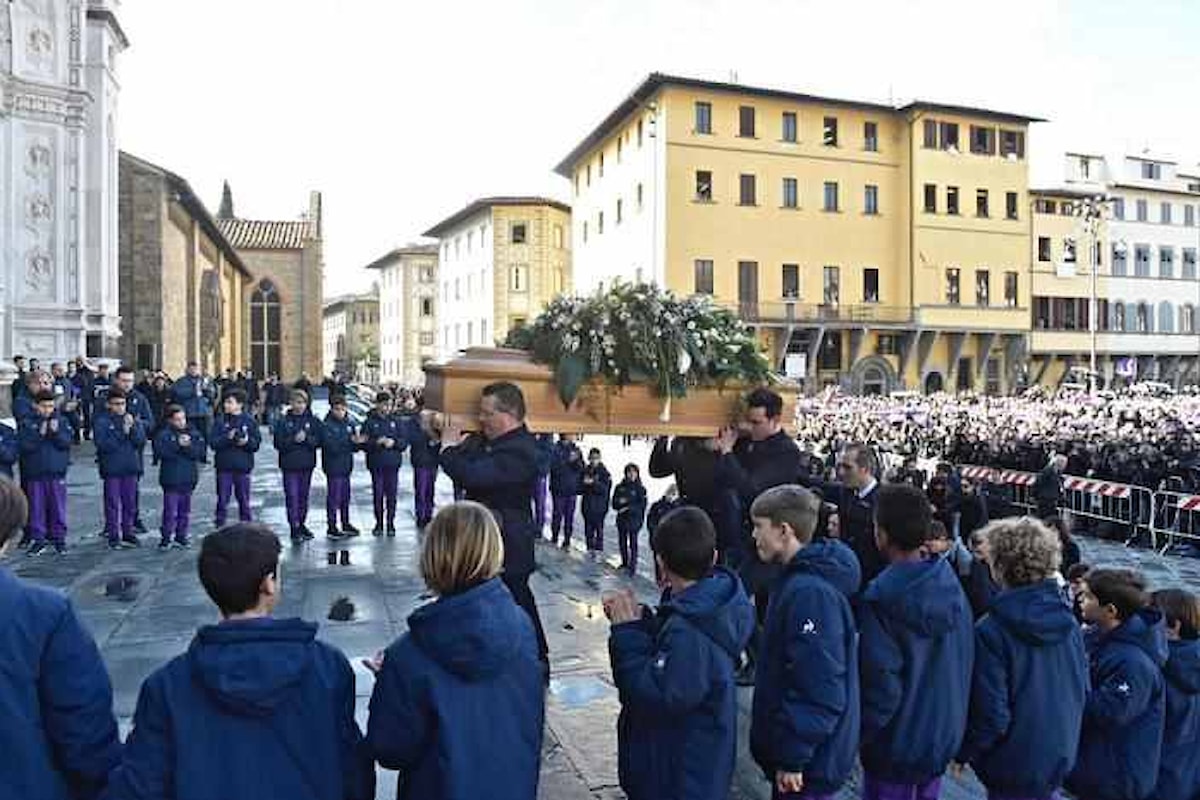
[{"left": 555, "top": 354, "right": 588, "bottom": 408}]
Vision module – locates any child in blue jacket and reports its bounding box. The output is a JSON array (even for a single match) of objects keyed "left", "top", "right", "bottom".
[
  {"left": 1150, "top": 589, "right": 1200, "bottom": 800},
  {"left": 321, "top": 395, "right": 364, "bottom": 539},
  {"left": 1067, "top": 567, "right": 1167, "bottom": 800},
  {"left": 857, "top": 484, "right": 974, "bottom": 800},
  {"left": 549, "top": 435, "right": 584, "bottom": 546},
  {"left": 362, "top": 393, "right": 407, "bottom": 536},
  {"left": 153, "top": 404, "right": 207, "bottom": 549},
  {"left": 749, "top": 485, "right": 860, "bottom": 800},
  {"left": 606, "top": 506, "right": 754, "bottom": 800},
  {"left": 273, "top": 389, "right": 323, "bottom": 543},
  {"left": 19, "top": 391, "right": 74, "bottom": 555},
  {"left": 94, "top": 389, "right": 148, "bottom": 549},
  {"left": 407, "top": 411, "right": 442, "bottom": 529},
  {"left": 209, "top": 389, "right": 261, "bottom": 528},
  {"left": 611, "top": 463, "right": 647, "bottom": 575},
  {"left": 956, "top": 518, "right": 1088, "bottom": 800},
  {"left": 0, "top": 421, "right": 17, "bottom": 479},
  {"left": 581, "top": 448, "right": 611, "bottom": 553}
]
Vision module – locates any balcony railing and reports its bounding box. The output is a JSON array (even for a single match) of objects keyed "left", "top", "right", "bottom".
[{"left": 719, "top": 300, "right": 914, "bottom": 325}]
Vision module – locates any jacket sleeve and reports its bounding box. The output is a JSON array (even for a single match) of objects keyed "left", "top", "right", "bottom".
[
  {"left": 18, "top": 422, "right": 41, "bottom": 454},
  {"left": 441, "top": 441, "right": 537, "bottom": 493},
  {"left": 858, "top": 600, "right": 904, "bottom": 744},
  {"left": 190, "top": 433, "right": 208, "bottom": 462},
  {"left": 93, "top": 420, "right": 119, "bottom": 455},
  {"left": 151, "top": 430, "right": 177, "bottom": 462},
  {"left": 958, "top": 623, "right": 1011, "bottom": 765},
  {"left": 648, "top": 437, "right": 676, "bottom": 479},
  {"left": 41, "top": 600, "right": 122, "bottom": 800},
  {"left": 245, "top": 421, "right": 262, "bottom": 454},
  {"left": 1085, "top": 647, "right": 1158, "bottom": 725},
  {"left": 130, "top": 422, "right": 148, "bottom": 449},
  {"left": 0, "top": 428, "right": 17, "bottom": 465},
  {"left": 53, "top": 417, "right": 74, "bottom": 450},
  {"left": 272, "top": 420, "right": 289, "bottom": 453},
  {"left": 102, "top": 675, "right": 171, "bottom": 800},
  {"left": 608, "top": 616, "right": 714, "bottom": 715},
  {"left": 209, "top": 419, "right": 231, "bottom": 452},
  {"left": 336, "top": 656, "right": 376, "bottom": 800},
  {"left": 366, "top": 647, "right": 432, "bottom": 771},
  {"left": 771, "top": 585, "right": 852, "bottom": 773}
]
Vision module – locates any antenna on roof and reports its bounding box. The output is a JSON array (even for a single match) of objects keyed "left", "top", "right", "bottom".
[{"left": 729, "top": 69, "right": 739, "bottom": 84}]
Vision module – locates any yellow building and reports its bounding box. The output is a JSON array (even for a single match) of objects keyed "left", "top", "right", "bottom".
[
  {"left": 556, "top": 74, "right": 1041, "bottom": 393},
  {"left": 423, "top": 197, "right": 571, "bottom": 360}
]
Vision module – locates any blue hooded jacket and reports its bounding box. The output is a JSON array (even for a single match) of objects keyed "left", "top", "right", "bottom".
[
  {"left": 581, "top": 463, "right": 612, "bottom": 522},
  {"left": 549, "top": 439, "right": 584, "bottom": 496},
  {"left": 751, "top": 541, "right": 861, "bottom": 795},
  {"left": 0, "top": 422, "right": 18, "bottom": 478},
  {"left": 320, "top": 412, "right": 360, "bottom": 477},
  {"left": 958, "top": 580, "right": 1088, "bottom": 797},
  {"left": 857, "top": 557, "right": 975, "bottom": 783},
  {"left": 1156, "top": 638, "right": 1200, "bottom": 800},
  {"left": 362, "top": 411, "right": 407, "bottom": 471},
  {"left": 1067, "top": 608, "right": 1168, "bottom": 800},
  {"left": 273, "top": 410, "right": 323, "bottom": 472},
  {"left": 0, "top": 569, "right": 121, "bottom": 800},
  {"left": 612, "top": 478, "right": 648, "bottom": 531},
  {"left": 209, "top": 413, "right": 261, "bottom": 474},
  {"left": 169, "top": 375, "right": 212, "bottom": 419},
  {"left": 93, "top": 412, "right": 147, "bottom": 478},
  {"left": 153, "top": 426, "right": 207, "bottom": 491},
  {"left": 367, "top": 577, "right": 544, "bottom": 800},
  {"left": 405, "top": 416, "right": 442, "bottom": 470},
  {"left": 104, "top": 617, "right": 374, "bottom": 800},
  {"left": 18, "top": 413, "right": 73, "bottom": 479},
  {"left": 609, "top": 567, "right": 755, "bottom": 800}
]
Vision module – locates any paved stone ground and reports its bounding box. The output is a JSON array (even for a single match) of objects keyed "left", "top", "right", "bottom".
[{"left": 5, "top": 434, "right": 1200, "bottom": 800}]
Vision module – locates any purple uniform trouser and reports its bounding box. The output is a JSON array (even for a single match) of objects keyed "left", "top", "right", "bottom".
[
  {"left": 283, "top": 469, "right": 313, "bottom": 528},
  {"left": 371, "top": 467, "right": 399, "bottom": 525},
  {"left": 533, "top": 475, "right": 548, "bottom": 529},
  {"left": 774, "top": 790, "right": 837, "bottom": 800},
  {"left": 551, "top": 494, "right": 577, "bottom": 544},
  {"left": 26, "top": 478, "right": 67, "bottom": 543},
  {"left": 862, "top": 774, "right": 943, "bottom": 800},
  {"left": 215, "top": 471, "right": 252, "bottom": 526},
  {"left": 413, "top": 467, "right": 437, "bottom": 526},
  {"left": 161, "top": 490, "right": 193, "bottom": 541},
  {"left": 326, "top": 475, "right": 351, "bottom": 527},
  {"left": 103, "top": 475, "right": 139, "bottom": 538},
  {"left": 617, "top": 517, "right": 640, "bottom": 570}
]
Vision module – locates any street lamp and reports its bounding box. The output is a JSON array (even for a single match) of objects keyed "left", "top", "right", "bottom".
[{"left": 1070, "top": 194, "right": 1112, "bottom": 393}]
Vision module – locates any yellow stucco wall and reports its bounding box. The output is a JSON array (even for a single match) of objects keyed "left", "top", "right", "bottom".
[{"left": 491, "top": 204, "right": 572, "bottom": 342}]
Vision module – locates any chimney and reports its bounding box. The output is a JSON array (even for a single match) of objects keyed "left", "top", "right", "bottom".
[{"left": 308, "top": 191, "right": 322, "bottom": 239}]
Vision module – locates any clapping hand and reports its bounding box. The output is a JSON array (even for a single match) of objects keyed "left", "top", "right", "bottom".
[
  {"left": 713, "top": 425, "right": 739, "bottom": 455},
  {"left": 361, "top": 651, "right": 385, "bottom": 675},
  {"left": 295, "top": 430, "right": 307, "bottom": 444},
  {"left": 48, "top": 418, "right": 58, "bottom": 433},
  {"left": 602, "top": 588, "right": 640, "bottom": 625},
  {"left": 775, "top": 771, "right": 804, "bottom": 795},
  {"left": 123, "top": 414, "right": 134, "bottom": 434},
  {"left": 179, "top": 433, "right": 192, "bottom": 448}
]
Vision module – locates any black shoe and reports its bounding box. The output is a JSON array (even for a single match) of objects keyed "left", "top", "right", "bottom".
[
  {"left": 372, "top": 525, "right": 384, "bottom": 537},
  {"left": 328, "top": 527, "right": 347, "bottom": 540},
  {"left": 386, "top": 524, "right": 396, "bottom": 537},
  {"left": 107, "top": 539, "right": 122, "bottom": 551},
  {"left": 121, "top": 533, "right": 141, "bottom": 548},
  {"left": 290, "top": 529, "right": 306, "bottom": 544},
  {"left": 133, "top": 520, "right": 148, "bottom": 534},
  {"left": 173, "top": 537, "right": 191, "bottom": 549},
  {"left": 158, "top": 538, "right": 171, "bottom": 551},
  {"left": 52, "top": 542, "right": 68, "bottom": 556},
  {"left": 300, "top": 526, "right": 315, "bottom": 541},
  {"left": 18, "top": 533, "right": 31, "bottom": 548},
  {"left": 27, "top": 541, "right": 49, "bottom": 556},
  {"left": 342, "top": 523, "right": 360, "bottom": 536}
]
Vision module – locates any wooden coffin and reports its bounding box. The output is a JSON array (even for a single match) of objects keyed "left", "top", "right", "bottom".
[{"left": 422, "top": 347, "right": 798, "bottom": 436}]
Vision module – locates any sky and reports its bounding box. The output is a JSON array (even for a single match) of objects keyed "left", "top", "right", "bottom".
[{"left": 117, "top": 0, "right": 1200, "bottom": 295}]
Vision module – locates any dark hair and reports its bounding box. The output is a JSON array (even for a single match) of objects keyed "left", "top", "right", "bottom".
[
  {"left": 198, "top": 524, "right": 282, "bottom": 615},
  {"left": 1066, "top": 562, "right": 1091, "bottom": 582},
  {"left": 624, "top": 463, "right": 640, "bottom": 478},
  {"left": 1152, "top": 589, "right": 1200, "bottom": 640},
  {"left": 115, "top": 366, "right": 134, "bottom": 379},
  {"left": 164, "top": 404, "right": 184, "bottom": 419},
  {"left": 843, "top": 442, "right": 875, "bottom": 472},
  {"left": 0, "top": 478, "right": 30, "bottom": 548},
  {"left": 875, "top": 483, "right": 931, "bottom": 552},
  {"left": 1086, "top": 568, "right": 1149, "bottom": 622},
  {"left": 376, "top": 392, "right": 392, "bottom": 404},
  {"left": 106, "top": 388, "right": 127, "bottom": 402},
  {"left": 750, "top": 484, "right": 820, "bottom": 543},
  {"left": 34, "top": 390, "right": 55, "bottom": 403},
  {"left": 652, "top": 507, "right": 715, "bottom": 581},
  {"left": 588, "top": 448, "right": 602, "bottom": 458},
  {"left": 482, "top": 381, "right": 526, "bottom": 422},
  {"left": 331, "top": 394, "right": 347, "bottom": 407},
  {"left": 224, "top": 388, "right": 247, "bottom": 406},
  {"left": 746, "top": 387, "right": 783, "bottom": 419},
  {"left": 927, "top": 519, "right": 949, "bottom": 541}
]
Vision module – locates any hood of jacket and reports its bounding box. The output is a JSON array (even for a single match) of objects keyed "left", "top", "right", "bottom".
[
  {"left": 1105, "top": 607, "right": 1169, "bottom": 668},
  {"left": 787, "top": 539, "right": 862, "bottom": 599},
  {"left": 663, "top": 566, "right": 754, "bottom": 661},
  {"left": 990, "top": 580, "right": 1078, "bottom": 646},
  {"left": 864, "top": 558, "right": 969, "bottom": 637},
  {"left": 188, "top": 617, "right": 317, "bottom": 718},
  {"left": 1164, "top": 637, "right": 1200, "bottom": 694},
  {"left": 407, "top": 577, "right": 529, "bottom": 681}
]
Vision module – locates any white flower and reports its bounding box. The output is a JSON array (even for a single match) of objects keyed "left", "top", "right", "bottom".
[{"left": 678, "top": 350, "right": 692, "bottom": 374}]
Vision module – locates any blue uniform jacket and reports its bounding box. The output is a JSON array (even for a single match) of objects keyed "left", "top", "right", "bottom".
[
  {"left": 125, "top": 390, "right": 155, "bottom": 446},
  {"left": 367, "top": 577, "right": 544, "bottom": 800},
  {"left": 0, "top": 422, "right": 18, "bottom": 477},
  {"left": 153, "top": 426, "right": 207, "bottom": 491},
  {"left": 549, "top": 440, "right": 584, "bottom": 496},
  {"left": 209, "top": 413, "right": 261, "bottom": 474},
  {"left": 1067, "top": 608, "right": 1168, "bottom": 800},
  {"left": 274, "top": 411, "right": 323, "bottom": 472},
  {"left": 169, "top": 376, "right": 212, "bottom": 420},
  {"left": 320, "top": 414, "right": 360, "bottom": 478},
  {"left": 612, "top": 479, "right": 648, "bottom": 530},
  {"left": 362, "top": 412, "right": 407, "bottom": 471},
  {"left": 857, "top": 557, "right": 975, "bottom": 783},
  {"left": 13, "top": 392, "right": 36, "bottom": 422},
  {"left": 0, "top": 568, "right": 121, "bottom": 800},
  {"left": 958, "top": 580, "right": 1089, "bottom": 797},
  {"left": 18, "top": 413, "right": 73, "bottom": 479},
  {"left": 581, "top": 464, "right": 612, "bottom": 521},
  {"left": 1155, "top": 638, "right": 1200, "bottom": 800},
  {"left": 103, "top": 617, "right": 374, "bottom": 800},
  {"left": 405, "top": 418, "right": 442, "bottom": 470},
  {"left": 609, "top": 567, "right": 755, "bottom": 800},
  {"left": 93, "top": 412, "right": 148, "bottom": 479},
  {"left": 751, "top": 541, "right": 861, "bottom": 795}
]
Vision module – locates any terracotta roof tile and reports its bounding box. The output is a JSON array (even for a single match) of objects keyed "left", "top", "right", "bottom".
[{"left": 217, "top": 219, "right": 314, "bottom": 250}]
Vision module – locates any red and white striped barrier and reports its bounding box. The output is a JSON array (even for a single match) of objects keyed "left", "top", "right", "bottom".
[
  {"left": 1063, "top": 477, "right": 1133, "bottom": 499},
  {"left": 1176, "top": 495, "right": 1200, "bottom": 512},
  {"left": 958, "top": 465, "right": 1037, "bottom": 486}
]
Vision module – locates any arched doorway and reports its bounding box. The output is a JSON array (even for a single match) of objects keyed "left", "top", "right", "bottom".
[
  {"left": 250, "top": 279, "right": 282, "bottom": 378},
  {"left": 851, "top": 356, "right": 897, "bottom": 396},
  {"left": 924, "top": 371, "right": 944, "bottom": 394}
]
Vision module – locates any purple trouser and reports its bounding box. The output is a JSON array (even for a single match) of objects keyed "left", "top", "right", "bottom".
[
  {"left": 103, "top": 476, "right": 139, "bottom": 538},
  {"left": 413, "top": 467, "right": 437, "bottom": 525},
  {"left": 551, "top": 494, "right": 577, "bottom": 543},
  {"left": 27, "top": 478, "right": 67, "bottom": 543},
  {"left": 215, "top": 471, "right": 252, "bottom": 526},
  {"left": 371, "top": 467, "right": 399, "bottom": 525},
  {"left": 862, "top": 774, "right": 943, "bottom": 800},
  {"left": 533, "top": 475, "right": 548, "bottom": 529},
  {"left": 326, "top": 475, "right": 351, "bottom": 527},
  {"left": 617, "top": 518, "right": 640, "bottom": 570},
  {"left": 774, "top": 789, "right": 836, "bottom": 800},
  {"left": 161, "top": 490, "right": 193, "bottom": 541},
  {"left": 283, "top": 469, "right": 313, "bottom": 528}
]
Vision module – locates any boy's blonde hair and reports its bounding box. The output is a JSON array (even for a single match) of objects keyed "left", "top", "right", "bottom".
[
  {"left": 420, "top": 501, "right": 505, "bottom": 596},
  {"left": 983, "top": 516, "right": 1061, "bottom": 588}
]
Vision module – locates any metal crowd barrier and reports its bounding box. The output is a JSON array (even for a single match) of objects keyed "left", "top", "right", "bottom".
[{"left": 1150, "top": 491, "right": 1200, "bottom": 554}]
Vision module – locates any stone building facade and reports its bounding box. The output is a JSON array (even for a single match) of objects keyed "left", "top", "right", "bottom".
[
  {"left": 118, "top": 152, "right": 250, "bottom": 374},
  {"left": 216, "top": 190, "right": 324, "bottom": 382},
  {"left": 323, "top": 288, "right": 379, "bottom": 382},
  {"left": 369, "top": 243, "right": 438, "bottom": 386}
]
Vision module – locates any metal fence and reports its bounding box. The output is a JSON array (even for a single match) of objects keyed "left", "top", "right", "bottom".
[{"left": 1149, "top": 491, "right": 1200, "bottom": 554}]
